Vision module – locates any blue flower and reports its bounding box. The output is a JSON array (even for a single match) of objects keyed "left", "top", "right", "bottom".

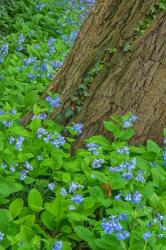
[
  {"left": 117, "top": 146, "right": 129, "bottom": 154},
  {"left": 10, "top": 166, "right": 15, "bottom": 173},
  {"left": 48, "top": 38, "right": 56, "bottom": 47},
  {"left": 91, "top": 159, "right": 104, "bottom": 169},
  {"left": 72, "top": 123, "right": 83, "bottom": 135},
  {"left": 41, "top": 63, "right": 47, "bottom": 71},
  {"left": 48, "top": 183, "right": 55, "bottom": 191},
  {"left": 118, "top": 214, "right": 128, "bottom": 220},
  {"left": 37, "top": 155, "right": 43, "bottom": 161},
  {"left": 132, "top": 191, "right": 142, "bottom": 204},
  {"left": 51, "top": 61, "right": 63, "bottom": 69},
  {"left": 9, "top": 137, "right": 15, "bottom": 144},
  {"left": 16, "top": 136, "right": 24, "bottom": 151},
  {"left": 114, "top": 194, "right": 122, "bottom": 200},
  {"left": 87, "top": 143, "right": 101, "bottom": 155},
  {"left": 1, "top": 162, "right": 7, "bottom": 169},
  {"left": 157, "top": 213, "right": 164, "bottom": 221},
  {"left": 69, "top": 204, "right": 76, "bottom": 211},
  {"left": 35, "top": 3, "right": 45, "bottom": 11},
  {"left": 122, "top": 172, "right": 133, "bottom": 180},
  {"left": 60, "top": 187, "right": 67, "bottom": 196},
  {"left": 28, "top": 73, "right": 35, "bottom": 80},
  {"left": 2, "top": 120, "right": 13, "bottom": 127},
  {"left": 0, "top": 231, "right": 4, "bottom": 241},
  {"left": 135, "top": 170, "right": 145, "bottom": 183},
  {"left": 117, "top": 231, "right": 130, "bottom": 240},
  {"left": 143, "top": 232, "right": 151, "bottom": 241},
  {"left": 19, "top": 170, "right": 28, "bottom": 181},
  {"left": 52, "top": 135, "right": 66, "bottom": 148},
  {"left": 69, "top": 182, "right": 84, "bottom": 193},
  {"left": 24, "top": 161, "right": 33, "bottom": 171},
  {"left": 52, "top": 240, "right": 62, "bottom": 250},
  {"left": 46, "top": 96, "right": 60, "bottom": 108},
  {"left": 71, "top": 194, "right": 84, "bottom": 204}
]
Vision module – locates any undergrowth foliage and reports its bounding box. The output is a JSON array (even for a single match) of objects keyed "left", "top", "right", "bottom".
[
  {"left": 0, "top": 1, "right": 166, "bottom": 250},
  {"left": 0, "top": 101, "right": 165, "bottom": 249}
]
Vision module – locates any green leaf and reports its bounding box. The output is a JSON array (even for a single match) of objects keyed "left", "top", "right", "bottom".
[
  {"left": 28, "top": 189, "right": 43, "bottom": 212},
  {"left": 147, "top": 140, "right": 161, "bottom": 155},
  {"left": 74, "top": 226, "right": 97, "bottom": 250},
  {"left": 9, "top": 198, "right": 24, "bottom": 219}
]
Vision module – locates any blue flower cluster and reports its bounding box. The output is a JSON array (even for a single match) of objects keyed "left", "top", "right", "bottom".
[
  {"left": 0, "top": 231, "right": 4, "bottom": 241},
  {"left": 115, "top": 191, "right": 142, "bottom": 204},
  {"left": 71, "top": 194, "right": 84, "bottom": 204},
  {"left": 102, "top": 214, "right": 129, "bottom": 240},
  {"left": 9, "top": 136, "right": 24, "bottom": 151},
  {"left": 117, "top": 146, "right": 129, "bottom": 154},
  {"left": 51, "top": 240, "right": 62, "bottom": 250},
  {"left": 19, "top": 161, "right": 33, "bottom": 181},
  {"left": 72, "top": 123, "right": 83, "bottom": 135},
  {"left": 69, "top": 182, "right": 84, "bottom": 193},
  {"left": 87, "top": 143, "right": 101, "bottom": 155},
  {"left": 46, "top": 96, "right": 61, "bottom": 108},
  {"left": 91, "top": 158, "right": 104, "bottom": 169},
  {"left": 122, "top": 115, "right": 137, "bottom": 128},
  {"left": 48, "top": 183, "right": 56, "bottom": 191},
  {"left": 37, "top": 128, "right": 66, "bottom": 149},
  {"left": 32, "top": 113, "right": 47, "bottom": 120}
]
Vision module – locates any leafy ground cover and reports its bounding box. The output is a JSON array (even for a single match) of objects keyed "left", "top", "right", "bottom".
[{"left": 0, "top": 1, "right": 166, "bottom": 250}]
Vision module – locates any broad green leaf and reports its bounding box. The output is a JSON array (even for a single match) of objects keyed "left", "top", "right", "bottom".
[
  {"left": 28, "top": 189, "right": 43, "bottom": 212},
  {"left": 9, "top": 198, "right": 24, "bottom": 219}
]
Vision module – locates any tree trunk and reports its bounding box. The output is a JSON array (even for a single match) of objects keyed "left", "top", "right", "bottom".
[{"left": 24, "top": 0, "right": 166, "bottom": 146}]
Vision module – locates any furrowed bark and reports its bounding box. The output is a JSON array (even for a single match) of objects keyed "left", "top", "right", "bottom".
[{"left": 22, "top": 0, "right": 166, "bottom": 146}]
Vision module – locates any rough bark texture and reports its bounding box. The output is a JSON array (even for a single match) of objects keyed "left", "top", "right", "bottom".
[{"left": 23, "top": 0, "right": 166, "bottom": 146}]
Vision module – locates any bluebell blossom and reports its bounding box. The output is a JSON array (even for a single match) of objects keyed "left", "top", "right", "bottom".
[
  {"left": 118, "top": 214, "right": 128, "bottom": 221},
  {"left": 122, "top": 172, "right": 133, "bottom": 180},
  {"left": 158, "top": 234, "right": 164, "bottom": 238},
  {"left": 1, "top": 44, "right": 8, "bottom": 56},
  {"left": 17, "top": 45, "right": 23, "bottom": 51},
  {"left": 35, "top": 3, "right": 45, "bottom": 11},
  {"left": 16, "top": 136, "right": 24, "bottom": 151},
  {"left": 160, "top": 226, "right": 166, "bottom": 231},
  {"left": 125, "top": 193, "right": 132, "bottom": 202},
  {"left": 122, "top": 115, "right": 137, "bottom": 128},
  {"left": 34, "top": 65, "right": 39, "bottom": 71},
  {"left": 69, "top": 204, "right": 76, "bottom": 211},
  {"left": 157, "top": 213, "right": 164, "bottom": 221},
  {"left": 2, "top": 120, "right": 13, "bottom": 127},
  {"left": 60, "top": 187, "right": 67, "bottom": 196},
  {"left": 48, "top": 183, "right": 55, "bottom": 191},
  {"left": 71, "top": 194, "right": 84, "bottom": 204},
  {"left": 69, "top": 182, "right": 84, "bottom": 193},
  {"left": 24, "top": 161, "right": 33, "bottom": 171},
  {"left": 47, "top": 73, "right": 54, "bottom": 80},
  {"left": 135, "top": 170, "right": 145, "bottom": 183},
  {"left": 41, "top": 63, "right": 47, "bottom": 71},
  {"left": 117, "top": 146, "right": 129, "bottom": 154},
  {"left": 114, "top": 194, "right": 122, "bottom": 200},
  {"left": 28, "top": 73, "right": 35, "bottom": 80},
  {"left": 132, "top": 191, "right": 142, "bottom": 204},
  {"left": 37, "top": 128, "right": 48, "bottom": 138},
  {"left": 9, "top": 137, "right": 15, "bottom": 144},
  {"left": 52, "top": 135, "right": 66, "bottom": 148},
  {"left": 143, "top": 232, "right": 151, "bottom": 241},
  {"left": 72, "top": 123, "right": 83, "bottom": 135},
  {"left": 51, "top": 61, "right": 63, "bottom": 69},
  {"left": 37, "top": 155, "right": 43, "bottom": 161},
  {"left": 0, "top": 231, "right": 4, "bottom": 241},
  {"left": 48, "top": 38, "right": 56, "bottom": 48},
  {"left": 33, "top": 44, "right": 40, "bottom": 49},
  {"left": 46, "top": 96, "right": 60, "bottom": 108},
  {"left": 87, "top": 143, "right": 101, "bottom": 155},
  {"left": 49, "top": 46, "right": 56, "bottom": 54},
  {"left": 18, "top": 33, "right": 25, "bottom": 44},
  {"left": 10, "top": 166, "right": 15, "bottom": 173},
  {"left": 1, "top": 162, "right": 7, "bottom": 169},
  {"left": 10, "top": 109, "right": 17, "bottom": 115},
  {"left": 19, "top": 170, "right": 28, "bottom": 181},
  {"left": 91, "top": 159, "right": 104, "bottom": 169},
  {"left": 23, "top": 57, "right": 37, "bottom": 66},
  {"left": 117, "top": 231, "right": 130, "bottom": 240}
]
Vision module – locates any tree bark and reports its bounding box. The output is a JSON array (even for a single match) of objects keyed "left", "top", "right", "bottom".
[{"left": 23, "top": 0, "right": 166, "bottom": 146}]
